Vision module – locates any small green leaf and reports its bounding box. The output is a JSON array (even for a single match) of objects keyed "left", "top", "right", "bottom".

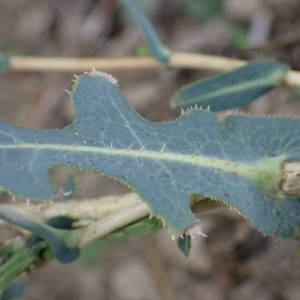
[
  {"left": 230, "top": 23, "right": 248, "bottom": 49},
  {"left": 80, "top": 217, "right": 162, "bottom": 267},
  {"left": 177, "top": 234, "right": 191, "bottom": 257},
  {"left": 170, "top": 62, "right": 290, "bottom": 111},
  {"left": 108, "top": 216, "right": 162, "bottom": 238},
  {"left": 0, "top": 72, "right": 300, "bottom": 239},
  {"left": 136, "top": 44, "right": 152, "bottom": 57}
]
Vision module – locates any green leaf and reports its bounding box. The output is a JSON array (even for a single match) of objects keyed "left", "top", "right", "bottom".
[
  {"left": 170, "top": 62, "right": 290, "bottom": 111},
  {"left": 106, "top": 216, "right": 162, "bottom": 238},
  {"left": 177, "top": 234, "right": 191, "bottom": 257},
  {"left": 0, "top": 72, "right": 300, "bottom": 239},
  {"left": 136, "top": 43, "right": 152, "bottom": 57},
  {"left": 80, "top": 217, "right": 162, "bottom": 267},
  {"left": 230, "top": 23, "right": 248, "bottom": 49}
]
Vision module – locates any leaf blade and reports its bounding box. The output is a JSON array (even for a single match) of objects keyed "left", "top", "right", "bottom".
[
  {"left": 170, "top": 61, "right": 290, "bottom": 111},
  {"left": 0, "top": 73, "right": 299, "bottom": 239}
]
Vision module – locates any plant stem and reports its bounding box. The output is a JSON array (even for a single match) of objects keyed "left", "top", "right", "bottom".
[
  {"left": 9, "top": 56, "right": 161, "bottom": 72},
  {"left": 78, "top": 201, "right": 149, "bottom": 246},
  {"left": 169, "top": 52, "right": 244, "bottom": 71},
  {"left": 7, "top": 193, "right": 141, "bottom": 221},
  {"left": 0, "top": 241, "right": 47, "bottom": 292},
  {"left": 1, "top": 194, "right": 147, "bottom": 248},
  {"left": 8, "top": 53, "right": 300, "bottom": 87},
  {"left": 1, "top": 193, "right": 222, "bottom": 247}
]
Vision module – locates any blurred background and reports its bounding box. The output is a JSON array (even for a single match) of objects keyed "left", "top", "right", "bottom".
[{"left": 1, "top": 0, "right": 300, "bottom": 299}]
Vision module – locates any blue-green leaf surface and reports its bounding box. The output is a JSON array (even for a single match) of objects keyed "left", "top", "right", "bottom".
[
  {"left": 0, "top": 73, "right": 300, "bottom": 238},
  {"left": 177, "top": 234, "right": 191, "bottom": 257},
  {"left": 170, "top": 62, "right": 290, "bottom": 111}
]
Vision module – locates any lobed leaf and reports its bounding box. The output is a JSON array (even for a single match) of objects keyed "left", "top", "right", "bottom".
[
  {"left": 0, "top": 72, "right": 299, "bottom": 239},
  {"left": 170, "top": 62, "right": 290, "bottom": 111}
]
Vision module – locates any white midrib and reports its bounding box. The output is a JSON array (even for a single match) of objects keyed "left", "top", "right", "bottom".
[{"left": 0, "top": 143, "right": 283, "bottom": 180}]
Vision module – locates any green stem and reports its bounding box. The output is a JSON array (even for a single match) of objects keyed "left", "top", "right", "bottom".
[
  {"left": 121, "top": 0, "right": 171, "bottom": 63},
  {"left": 0, "top": 241, "right": 47, "bottom": 292},
  {"left": 0, "top": 206, "right": 79, "bottom": 263}
]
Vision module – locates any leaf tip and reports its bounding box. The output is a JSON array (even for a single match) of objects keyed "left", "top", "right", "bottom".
[
  {"left": 70, "top": 70, "right": 120, "bottom": 102},
  {"left": 87, "top": 70, "right": 119, "bottom": 87},
  {"left": 177, "top": 233, "right": 191, "bottom": 257}
]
